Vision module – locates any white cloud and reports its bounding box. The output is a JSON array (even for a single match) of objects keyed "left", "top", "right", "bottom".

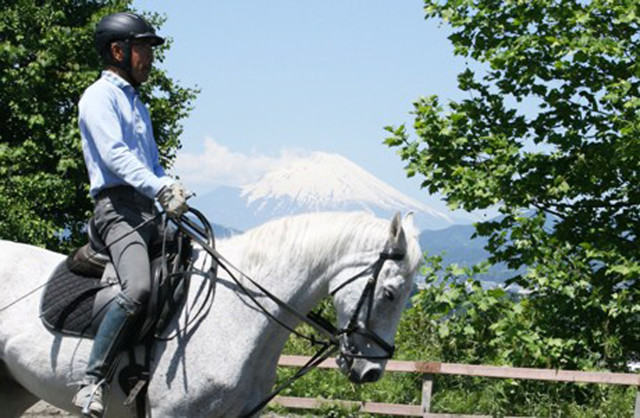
[{"left": 173, "top": 137, "right": 307, "bottom": 192}]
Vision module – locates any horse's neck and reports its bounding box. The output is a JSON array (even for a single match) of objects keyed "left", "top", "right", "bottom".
[
  {"left": 182, "top": 233, "right": 349, "bottom": 363},
  {"left": 156, "top": 238, "right": 339, "bottom": 410},
  {"left": 199, "top": 235, "right": 333, "bottom": 313}
]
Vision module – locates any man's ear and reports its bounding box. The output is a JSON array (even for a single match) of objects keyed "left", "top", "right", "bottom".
[{"left": 110, "top": 42, "right": 124, "bottom": 63}]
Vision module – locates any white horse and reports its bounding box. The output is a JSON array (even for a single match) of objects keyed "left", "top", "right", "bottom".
[{"left": 0, "top": 211, "right": 421, "bottom": 417}]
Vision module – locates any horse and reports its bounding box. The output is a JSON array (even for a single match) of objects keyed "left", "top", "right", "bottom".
[{"left": 0, "top": 211, "right": 422, "bottom": 417}]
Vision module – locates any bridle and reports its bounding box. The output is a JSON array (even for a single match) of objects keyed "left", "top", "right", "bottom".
[
  {"left": 171, "top": 210, "right": 406, "bottom": 417},
  {"left": 331, "top": 250, "right": 405, "bottom": 360},
  {"left": 174, "top": 210, "right": 406, "bottom": 359}
]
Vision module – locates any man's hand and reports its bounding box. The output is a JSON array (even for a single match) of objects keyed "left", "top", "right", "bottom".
[{"left": 156, "top": 183, "right": 188, "bottom": 218}]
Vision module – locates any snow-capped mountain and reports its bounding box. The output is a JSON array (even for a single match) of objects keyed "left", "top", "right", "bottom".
[{"left": 190, "top": 152, "right": 452, "bottom": 231}]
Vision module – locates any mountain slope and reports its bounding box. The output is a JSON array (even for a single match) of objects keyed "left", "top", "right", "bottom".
[
  {"left": 191, "top": 152, "right": 452, "bottom": 230},
  {"left": 242, "top": 152, "right": 445, "bottom": 216},
  {"left": 419, "top": 224, "right": 523, "bottom": 284}
]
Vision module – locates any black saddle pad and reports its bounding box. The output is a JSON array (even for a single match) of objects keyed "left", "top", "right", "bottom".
[
  {"left": 41, "top": 233, "right": 195, "bottom": 339},
  {"left": 40, "top": 259, "right": 117, "bottom": 338}
]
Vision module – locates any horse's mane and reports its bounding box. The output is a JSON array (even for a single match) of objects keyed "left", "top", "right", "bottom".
[{"left": 223, "top": 211, "right": 422, "bottom": 277}]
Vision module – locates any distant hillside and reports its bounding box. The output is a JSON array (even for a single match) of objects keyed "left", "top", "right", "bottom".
[
  {"left": 419, "top": 224, "right": 518, "bottom": 284},
  {"left": 212, "top": 223, "right": 242, "bottom": 239}
]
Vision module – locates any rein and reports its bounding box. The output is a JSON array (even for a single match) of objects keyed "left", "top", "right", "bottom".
[{"left": 172, "top": 211, "right": 338, "bottom": 345}]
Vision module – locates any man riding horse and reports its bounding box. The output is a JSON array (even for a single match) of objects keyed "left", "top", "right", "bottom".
[{"left": 73, "top": 12, "right": 189, "bottom": 417}]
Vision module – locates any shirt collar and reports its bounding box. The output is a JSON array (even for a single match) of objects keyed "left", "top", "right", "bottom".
[{"left": 101, "top": 70, "right": 136, "bottom": 95}]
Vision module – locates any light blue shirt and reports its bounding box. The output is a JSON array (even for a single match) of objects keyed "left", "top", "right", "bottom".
[{"left": 79, "top": 71, "right": 174, "bottom": 199}]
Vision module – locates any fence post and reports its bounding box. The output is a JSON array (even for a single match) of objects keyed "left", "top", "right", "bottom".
[
  {"left": 422, "top": 374, "right": 434, "bottom": 418},
  {"left": 634, "top": 388, "right": 639, "bottom": 418}
]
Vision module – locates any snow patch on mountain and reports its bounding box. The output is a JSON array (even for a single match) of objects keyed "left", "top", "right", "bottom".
[
  {"left": 191, "top": 151, "right": 455, "bottom": 231},
  {"left": 241, "top": 152, "right": 450, "bottom": 221}
]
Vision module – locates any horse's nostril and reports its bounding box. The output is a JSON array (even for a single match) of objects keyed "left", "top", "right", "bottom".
[{"left": 361, "top": 367, "right": 382, "bottom": 383}]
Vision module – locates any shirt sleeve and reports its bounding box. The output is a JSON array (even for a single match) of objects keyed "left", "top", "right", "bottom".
[
  {"left": 79, "top": 87, "right": 173, "bottom": 198},
  {"left": 149, "top": 126, "right": 169, "bottom": 178}
]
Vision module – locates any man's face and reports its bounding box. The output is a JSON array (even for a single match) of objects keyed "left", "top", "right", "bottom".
[
  {"left": 129, "top": 40, "right": 154, "bottom": 84},
  {"left": 110, "top": 39, "right": 154, "bottom": 85}
]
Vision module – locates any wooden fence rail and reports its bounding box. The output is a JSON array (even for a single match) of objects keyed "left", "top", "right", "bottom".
[{"left": 275, "top": 355, "right": 640, "bottom": 417}]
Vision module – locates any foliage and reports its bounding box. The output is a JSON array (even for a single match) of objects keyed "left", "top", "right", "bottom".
[
  {"left": 275, "top": 255, "right": 636, "bottom": 416},
  {"left": 401, "top": 254, "right": 637, "bottom": 416},
  {"left": 385, "top": 0, "right": 639, "bottom": 370},
  {"left": 0, "top": 0, "right": 197, "bottom": 251}
]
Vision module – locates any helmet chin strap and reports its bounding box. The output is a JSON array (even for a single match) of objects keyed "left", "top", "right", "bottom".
[{"left": 110, "top": 40, "right": 139, "bottom": 87}]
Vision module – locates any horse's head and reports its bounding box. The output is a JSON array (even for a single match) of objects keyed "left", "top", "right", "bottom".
[{"left": 329, "top": 212, "right": 421, "bottom": 384}]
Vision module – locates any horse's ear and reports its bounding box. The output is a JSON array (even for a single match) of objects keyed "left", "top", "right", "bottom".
[
  {"left": 388, "top": 212, "right": 403, "bottom": 245},
  {"left": 403, "top": 211, "right": 415, "bottom": 227}
]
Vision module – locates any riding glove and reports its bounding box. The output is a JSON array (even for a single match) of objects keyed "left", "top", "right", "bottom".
[{"left": 156, "top": 182, "right": 188, "bottom": 218}]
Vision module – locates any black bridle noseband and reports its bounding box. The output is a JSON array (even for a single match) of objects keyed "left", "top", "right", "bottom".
[{"left": 331, "top": 250, "right": 405, "bottom": 361}]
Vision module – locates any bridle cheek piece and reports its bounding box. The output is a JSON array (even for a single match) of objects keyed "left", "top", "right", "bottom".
[{"left": 331, "top": 250, "right": 405, "bottom": 361}]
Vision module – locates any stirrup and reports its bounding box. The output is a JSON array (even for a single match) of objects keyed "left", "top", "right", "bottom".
[{"left": 79, "top": 378, "right": 107, "bottom": 417}]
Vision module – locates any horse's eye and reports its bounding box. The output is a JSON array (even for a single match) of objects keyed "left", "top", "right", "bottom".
[{"left": 383, "top": 288, "right": 395, "bottom": 301}]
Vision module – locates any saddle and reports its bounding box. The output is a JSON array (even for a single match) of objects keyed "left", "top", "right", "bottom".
[{"left": 40, "top": 218, "right": 194, "bottom": 341}]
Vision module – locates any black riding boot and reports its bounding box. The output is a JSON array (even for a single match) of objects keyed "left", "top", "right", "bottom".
[{"left": 73, "top": 294, "right": 140, "bottom": 417}]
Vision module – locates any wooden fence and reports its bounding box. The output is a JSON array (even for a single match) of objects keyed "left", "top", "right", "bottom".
[{"left": 275, "top": 355, "right": 640, "bottom": 417}]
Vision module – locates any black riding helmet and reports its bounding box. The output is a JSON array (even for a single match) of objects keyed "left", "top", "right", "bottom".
[{"left": 95, "top": 12, "right": 164, "bottom": 73}]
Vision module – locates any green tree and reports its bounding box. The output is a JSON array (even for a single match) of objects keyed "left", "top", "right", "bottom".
[
  {"left": 386, "top": 0, "right": 639, "bottom": 370},
  {"left": 0, "top": 0, "right": 197, "bottom": 251}
]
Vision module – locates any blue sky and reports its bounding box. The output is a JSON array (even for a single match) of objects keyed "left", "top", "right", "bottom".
[{"left": 132, "top": 1, "right": 473, "bottom": 217}]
